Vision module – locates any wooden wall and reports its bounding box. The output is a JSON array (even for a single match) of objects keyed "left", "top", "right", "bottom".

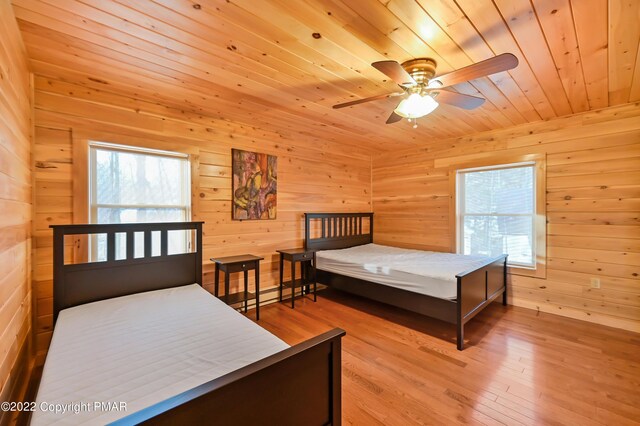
[
  {"left": 32, "top": 76, "right": 372, "bottom": 361},
  {"left": 0, "top": 0, "right": 33, "bottom": 417},
  {"left": 372, "top": 103, "right": 640, "bottom": 332},
  {"left": 31, "top": 82, "right": 640, "bottom": 360}
]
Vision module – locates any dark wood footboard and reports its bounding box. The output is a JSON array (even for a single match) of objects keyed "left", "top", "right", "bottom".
[
  {"left": 456, "top": 254, "right": 508, "bottom": 350},
  {"left": 110, "top": 328, "right": 345, "bottom": 426}
]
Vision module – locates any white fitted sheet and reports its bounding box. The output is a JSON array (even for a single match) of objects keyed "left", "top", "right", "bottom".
[
  {"left": 316, "top": 244, "right": 490, "bottom": 300},
  {"left": 32, "top": 284, "right": 289, "bottom": 425}
]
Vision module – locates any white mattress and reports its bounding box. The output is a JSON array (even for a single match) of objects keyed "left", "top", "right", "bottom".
[
  {"left": 316, "top": 244, "right": 490, "bottom": 300},
  {"left": 32, "top": 284, "right": 289, "bottom": 425}
]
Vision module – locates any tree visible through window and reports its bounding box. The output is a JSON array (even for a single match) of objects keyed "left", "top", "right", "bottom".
[
  {"left": 89, "top": 142, "right": 191, "bottom": 260},
  {"left": 457, "top": 163, "right": 536, "bottom": 268}
]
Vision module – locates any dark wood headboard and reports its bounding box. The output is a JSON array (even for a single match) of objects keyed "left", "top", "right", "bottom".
[
  {"left": 304, "top": 213, "right": 373, "bottom": 251},
  {"left": 51, "top": 221, "right": 203, "bottom": 323}
]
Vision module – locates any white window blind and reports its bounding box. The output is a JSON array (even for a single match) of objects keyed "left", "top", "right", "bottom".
[
  {"left": 457, "top": 163, "right": 536, "bottom": 268},
  {"left": 89, "top": 142, "right": 191, "bottom": 260}
]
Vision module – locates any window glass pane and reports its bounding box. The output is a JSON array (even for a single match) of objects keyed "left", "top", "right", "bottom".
[
  {"left": 134, "top": 232, "right": 145, "bottom": 259},
  {"left": 462, "top": 215, "right": 534, "bottom": 266},
  {"left": 90, "top": 234, "right": 107, "bottom": 262},
  {"left": 96, "top": 207, "right": 185, "bottom": 224},
  {"left": 95, "top": 149, "right": 185, "bottom": 206},
  {"left": 115, "top": 232, "right": 126, "bottom": 261},
  {"left": 94, "top": 208, "right": 186, "bottom": 259},
  {"left": 90, "top": 144, "right": 190, "bottom": 261},
  {"left": 168, "top": 230, "right": 192, "bottom": 255},
  {"left": 151, "top": 231, "right": 161, "bottom": 257},
  {"left": 463, "top": 166, "right": 533, "bottom": 214}
]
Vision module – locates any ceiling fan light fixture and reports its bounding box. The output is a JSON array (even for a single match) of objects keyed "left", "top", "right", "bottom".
[
  {"left": 394, "top": 93, "right": 439, "bottom": 119},
  {"left": 334, "top": 53, "right": 518, "bottom": 123}
]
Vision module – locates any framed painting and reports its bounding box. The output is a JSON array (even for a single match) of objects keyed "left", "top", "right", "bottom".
[{"left": 232, "top": 149, "right": 277, "bottom": 220}]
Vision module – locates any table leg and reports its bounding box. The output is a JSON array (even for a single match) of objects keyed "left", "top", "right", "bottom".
[
  {"left": 224, "top": 270, "right": 230, "bottom": 304},
  {"left": 313, "top": 252, "right": 317, "bottom": 302},
  {"left": 279, "top": 254, "right": 284, "bottom": 302},
  {"left": 304, "top": 260, "right": 311, "bottom": 294},
  {"left": 255, "top": 262, "right": 260, "bottom": 321},
  {"left": 301, "top": 262, "right": 306, "bottom": 295},
  {"left": 214, "top": 263, "right": 220, "bottom": 297},
  {"left": 291, "top": 260, "right": 296, "bottom": 309},
  {"left": 244, "top": 269, "right": 248, "bottom": 313}
]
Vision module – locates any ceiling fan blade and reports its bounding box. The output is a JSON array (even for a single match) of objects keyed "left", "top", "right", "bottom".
[
  {"left": 386, "top": 111, "right": 403, "bottom": 124},
  {"left": 372, "top": 61, "right": 417, "bottom": 86},
  {"left": 434, "top": 90, "right": 485, "bottom": 110},
  {"left": 333, "top": 92, "right": 404, "bottom": 109},
  {"left": 432, "top": 53, "right": 518, "bottom": 88}
]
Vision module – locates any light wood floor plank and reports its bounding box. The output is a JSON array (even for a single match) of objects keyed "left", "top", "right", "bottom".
[{"left": 258, "top": 289, "right": 640, "bottom": 425}]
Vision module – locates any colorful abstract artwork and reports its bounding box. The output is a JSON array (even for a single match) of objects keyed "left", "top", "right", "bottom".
[{"left": 232, "top": 149, "right": 277, "bottom": 220}]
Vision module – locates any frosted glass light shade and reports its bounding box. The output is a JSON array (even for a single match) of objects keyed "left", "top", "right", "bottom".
[{"left": 394, "top": 93, "right": 439, "bottom": 119}]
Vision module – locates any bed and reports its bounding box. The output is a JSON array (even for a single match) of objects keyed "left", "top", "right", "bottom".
[
  {"left": 304, "top": 213, "right": 507, "bottom": 350},
  {"left": 35, "top": 221, "right": 344, "bottom": 425}
]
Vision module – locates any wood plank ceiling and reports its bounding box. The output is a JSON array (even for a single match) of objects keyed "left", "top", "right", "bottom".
[{"left": 12, "top": 0, "right": 640, "bottom": 152}]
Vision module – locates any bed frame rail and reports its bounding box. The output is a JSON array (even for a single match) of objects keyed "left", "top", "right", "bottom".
[{"left": 110, "top": 328, "right": 346, "bottom": 426}]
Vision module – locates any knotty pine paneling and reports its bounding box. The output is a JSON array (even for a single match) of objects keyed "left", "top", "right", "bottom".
[
  {"left": 10, "top": 0, "right": 640, "bottom": 151},
  {"left": 0, "top": 0, "right": 33, "bottom": 418},
  {"left": 32, "top": 77, "right": 372, "bottom": 360},
  {"left": 372, "top": 103, "right": 640, "bottom": 332}
]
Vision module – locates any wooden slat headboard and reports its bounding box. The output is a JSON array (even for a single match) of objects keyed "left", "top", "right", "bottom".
[
  {"left": 51, "top": 221, "right": 203, "bottom": 323},
  {"left": 304, "top": 213, "right": 373, "bottom": 251}
]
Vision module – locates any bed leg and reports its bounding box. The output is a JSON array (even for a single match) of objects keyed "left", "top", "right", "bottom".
[
  {"left": 456, "top": 277, "right": 464, "bottom": 351},
  {"left": 502, "top": 288, "right": 507, "bottom": 306}
]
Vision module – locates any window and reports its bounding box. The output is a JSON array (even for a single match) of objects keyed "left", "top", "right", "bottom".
[
  {"left": 89, "top": 142, "right": 191, "bottom": 259},
  {"left": 457, "top": 162, "right": 536, "bottom": 268}
]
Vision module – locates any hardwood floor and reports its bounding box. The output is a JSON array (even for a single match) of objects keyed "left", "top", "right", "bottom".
[{"left": 258, "top": 289, "right": 640, "bottom": 426}]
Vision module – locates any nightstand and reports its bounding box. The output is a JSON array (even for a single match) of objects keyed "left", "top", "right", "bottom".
[
  {"left": 277, "top": 248, "right": 317, "bottom": 308},
  {"left": 211, "top": 254, "right": 263, "bottom": 320}
]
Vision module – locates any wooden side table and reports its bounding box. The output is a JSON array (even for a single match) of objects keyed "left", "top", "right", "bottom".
[
  {"left": 211, "top": 254, "right": 263, "bottom": 320},
  {"left": 277, "top": 248, "right": 317, "bottom": 309}
]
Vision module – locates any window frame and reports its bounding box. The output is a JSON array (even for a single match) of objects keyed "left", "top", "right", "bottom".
[
  {"left": 449, "top": 154, "right": 546, "bottom": 279},
  {"left": 88, "top": 141, "right": 192, "bottom": 226},
  {"left": 71, "top": 135, "right": 199, "bottom": 265},
  {"left": 87, "top": 140, "right": 193, "bottom": 261}
]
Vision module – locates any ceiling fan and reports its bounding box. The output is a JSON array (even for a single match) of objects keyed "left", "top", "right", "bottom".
[{"left": 333, "top": 53, "right": 518, "bottom": 127}]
